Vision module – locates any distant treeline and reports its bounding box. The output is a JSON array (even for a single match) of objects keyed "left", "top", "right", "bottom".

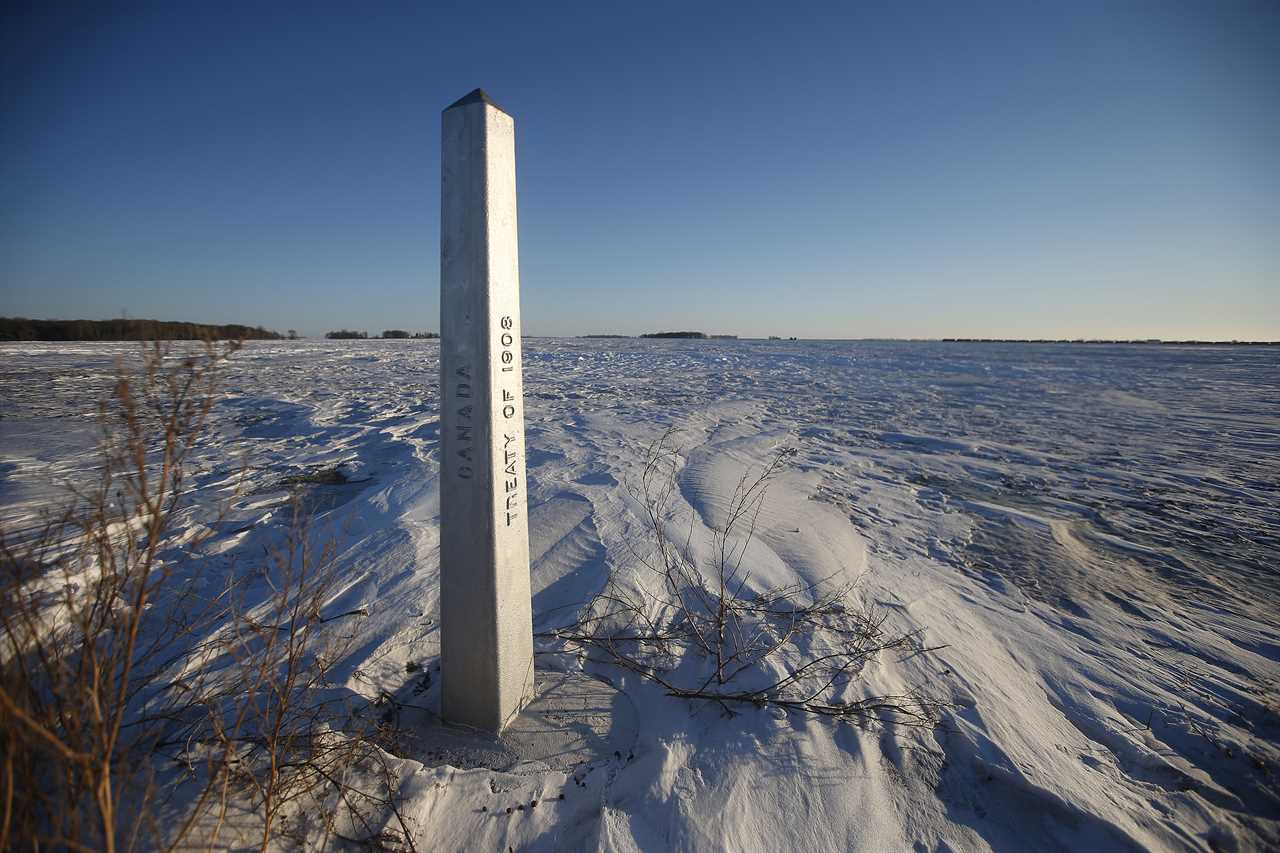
[
  {"left": 943, "top": 338, "right": 1280, "bottom": 346},
  {"left": 382, "top": 330, "right": 438, "bottom": 339},
  {"left": 0, "top": 317, "right": 281, "bottom": 341},
  {"left": 640, "top": 331, "right": 707, "bottom": 339},
  {"left": 325, "top": 330, "right": 439, "bottom": 339}
]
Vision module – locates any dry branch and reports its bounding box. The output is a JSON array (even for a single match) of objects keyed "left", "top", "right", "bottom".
[{"left": 545, "top": 431, "right": 948, "bottom": 727}]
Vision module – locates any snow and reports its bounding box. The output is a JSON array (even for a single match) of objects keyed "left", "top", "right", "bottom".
[{"left": 1, "top": 338, "right": 1277, "bottom": 851}]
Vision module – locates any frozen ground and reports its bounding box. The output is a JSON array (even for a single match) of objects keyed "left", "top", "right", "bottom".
[{"left": 1, "top": 338, "right": 1278, "bottom": 851}]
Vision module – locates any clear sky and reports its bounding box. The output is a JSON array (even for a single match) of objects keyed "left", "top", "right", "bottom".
[{"left": 3, "top": 1, "right": 1277, "bottom": 339}]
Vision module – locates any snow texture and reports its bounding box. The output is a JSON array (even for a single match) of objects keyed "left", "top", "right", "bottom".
[{"left": 1, "top": 338, "right": 1277, "bottom": 852}]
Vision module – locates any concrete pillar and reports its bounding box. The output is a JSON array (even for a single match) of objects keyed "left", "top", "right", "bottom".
[{"left": 439, "top": 89, "right": 535, "bottom": 732}]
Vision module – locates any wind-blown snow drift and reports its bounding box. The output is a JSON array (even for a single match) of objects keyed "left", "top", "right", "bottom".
[{"left": 1, "top": 338, "right": 1276, "bottom": 851}]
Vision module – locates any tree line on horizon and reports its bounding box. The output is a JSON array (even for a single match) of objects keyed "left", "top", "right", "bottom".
[
  {"left": 0, "top": 317, "right": 282, "bottom": 342},
  {"left": 639, "top": 331, "right": 708, "bottom": 339},
  {"left": 324, "top": 330, "right": 439, "bottom": 339}
]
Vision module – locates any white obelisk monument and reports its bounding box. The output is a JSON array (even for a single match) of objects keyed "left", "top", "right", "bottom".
[{"left": 439, "top": 89, "right": 535, "bottom": 732}]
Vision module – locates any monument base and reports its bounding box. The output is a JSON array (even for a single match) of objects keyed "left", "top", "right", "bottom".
[{"left": 391, "top": 670, "right": 638, "bottom": 772}]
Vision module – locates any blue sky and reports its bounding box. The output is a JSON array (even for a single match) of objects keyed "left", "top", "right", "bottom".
[{"left": 3, "top": 2, "right": 1277, "bottom": 339}]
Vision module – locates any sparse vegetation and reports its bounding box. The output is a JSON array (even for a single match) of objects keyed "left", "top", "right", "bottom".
[
  {"left": 0, "top": 342, "right": 412, "bottom": 850},
  {"left": 547, "top": 433, "right": 948, "bottom": 726},
  {"left": 0, "top": 340, "right": 240, "bottom": 848}
]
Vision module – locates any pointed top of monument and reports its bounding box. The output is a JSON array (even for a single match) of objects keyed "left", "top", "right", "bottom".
[{"left": 446, "top": 88, "right": 509, "bottom": 115}]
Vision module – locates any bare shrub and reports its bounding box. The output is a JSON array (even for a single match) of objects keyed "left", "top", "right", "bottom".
[
  {"left": 548, "top": 431, "right": 947, "bottom": 726},
  {"left": 165, "top": 508, "right": 417, "bottom": 851},
  {"left": 0, "top": 341, "right": 239, "bottom": 850},
  {"left": 0, "top": 342, "right": 415, "bottom": 851}
]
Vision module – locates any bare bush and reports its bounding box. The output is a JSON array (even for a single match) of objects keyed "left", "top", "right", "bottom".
[
  {"left": 547, "top": 432, "right": 947, "bottom": 726},
  {"left": 0, "top": 342, "right": 414, "bottom": 851},
  {"left": 0, "top": 341, "right": 241, "bottom": 850},
  {"left": 163, "top": 509, "right": 417, "bottom": 851}
]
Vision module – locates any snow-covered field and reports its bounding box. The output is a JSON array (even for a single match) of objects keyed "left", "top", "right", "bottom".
[{"left": 2, "top": 338, "right": 1278, "bottom": 851}]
